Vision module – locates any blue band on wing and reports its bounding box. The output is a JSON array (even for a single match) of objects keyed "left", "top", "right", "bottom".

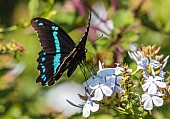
[
  {"left": 52, "top": 26, "right": 61, "bottom": 74},
  {"left": 53, "top": 54, "right": 61, "bottom": 74},
  {"left": 37, "top": 25, "right": 62, "bottom": 83}
]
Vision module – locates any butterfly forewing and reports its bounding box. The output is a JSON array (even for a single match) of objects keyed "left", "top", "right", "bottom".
[{"left": 31, "top": 18, "right": 75, "bottom": 53}]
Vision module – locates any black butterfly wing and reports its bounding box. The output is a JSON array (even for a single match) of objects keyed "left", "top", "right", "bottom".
[
  {"left": 36, "top": 50, "right": 69, "bottom": 86},
  {"left": 66, "top": 13, "right": 91, "bottom": 77},
  {"left": 32, "top": 13, "right": 91, "bottom": 86},
  {"left": 31, "top": 18, "right": 75, "bottom": 86},
  {"left": 31, "top": 18, "right": 75, "bottom": 53}
]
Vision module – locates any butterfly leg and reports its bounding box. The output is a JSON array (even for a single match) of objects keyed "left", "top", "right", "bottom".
[{"left": 79, "top": 63, "right": 88, "bottom": 80}]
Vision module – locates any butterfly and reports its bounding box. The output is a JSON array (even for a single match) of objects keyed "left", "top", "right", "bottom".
[{"left": 31, "top": 14, "right": 91, "bottom": 86}]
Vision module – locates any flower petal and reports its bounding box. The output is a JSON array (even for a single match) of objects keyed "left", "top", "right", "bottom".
[
  {"left": 97, "top": 68, "right": 115, "bottom": 77},
  {"left": 152, "top": 96, "right": 163, "bottom": 107},
  {"left": 143, "top": 96, "right": 153, "bottom": 110},
  {"left": 128, "top": 51, "right": 136, "bottom": 62},
  {"left": 82, "top": 102, "right": 91, "bottom": 117},
  {"left": 114, "top": 67, "right": 123, "bottom": 75},
  {"left": 155, "top": 81, "right": 166, "bottom": 88},
  {"left": 141, "top": 94, "right": 149, "bottom": 102},
  {"left": 89, "top": 84, "right": 100, "bottom": 90},
  {"left": 83, "top": 76, "right": 100, "bottom": 88},
  {"left": 154, "top": 76, "right": 163, "bottom": 81},
  {"left": 150, "top": 59, "right": 160, "bottom": 68},
  {"left": 142, "top": 82, "right": 151, "bottom": 92},
  {"left": 101, "top": 85, "right": 112, "bottom": 96},
  {"left": 91, "top": 88, "right": 103, "bottom": 101},
  {"left": 137, "top": 51, "right": 143, "bottom": 59},
  {"left": 98, "top": 61, "right": 103, "bottom": 71},
  {"left": 115, "top": 85, "right": 123, "bottom": 94},
  {"left": 148, "top": 83, "right": 157, "bottom": 94},
  {"left": 90, "top": 102, "right": 99, "bottom": 112}
]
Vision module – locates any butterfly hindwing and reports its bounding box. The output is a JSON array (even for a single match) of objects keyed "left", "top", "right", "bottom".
[{"left": 36, "top": 50, "right": 68, "bottom": 85}]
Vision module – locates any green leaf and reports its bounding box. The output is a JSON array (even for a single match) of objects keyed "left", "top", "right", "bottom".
[
  {"left": 28, "top": 0, "right": 40, "bottom": 18},
  {"left": 122, "top": 31, "right": 139, "bottom": 42},
  {"left": 113, "top": 10, "right": 134, "bottom": 28}
]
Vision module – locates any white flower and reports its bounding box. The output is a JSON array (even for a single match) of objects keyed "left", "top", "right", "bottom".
[
  {"left": 141, "top": 92, "right": 164, "bottom": 110},
  {"left": 142, "top": 76, "right": 166, "bottom": 94},
  {"left": 82, "top": 93, "right": 99, "bottom": 117},
  {"left": 159, "top": 70, "right": 166, "bottom": 79},
  {"left": 128, "top": 51, "right": 149, "bottom": 78},
  {"left": 66, "top": 92, "right": 99, "bottom": 118},
  {"left": 83, "top": 74, "right": 113, "bottom": 101},
  {"left": 90, "top": 84, "right": 112, "bottom": 101}
]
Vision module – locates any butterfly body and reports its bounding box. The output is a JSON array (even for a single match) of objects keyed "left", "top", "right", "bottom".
[{"left": 31, "top": 14, "right": 91, "bottom": 86}]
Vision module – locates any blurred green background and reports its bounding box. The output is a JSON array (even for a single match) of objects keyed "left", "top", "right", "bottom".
[{"left": 0, "top": 0, "right": 170, "bottom": 119}]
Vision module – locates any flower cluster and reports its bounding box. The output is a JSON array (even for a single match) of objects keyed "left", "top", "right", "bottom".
[
  {"left": 128, "top": 45, "right": 169, "bottom": 111},
  {"left": 67, "top": 61, "right": 129, "bottom": 117},
  {"left": 81, "top": 62, "right": 125, "bottom": 117},
  {"left": 67, "top": 45, "right": 169, "bottom": 118}
]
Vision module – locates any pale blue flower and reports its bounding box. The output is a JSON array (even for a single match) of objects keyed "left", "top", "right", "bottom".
[
  {"left": 66, "top": 92, "right": 99, "bottom": 117},
  {"left": 83, "top": 61, "right": 115, "bottom": 94},
  {"left": 149, "top": 56, "right": 161, "bottom": 76},
  {"left": 141, "top": 92, "right": 164, "bottom": 110},
  {"left": 142, "top": 76, "right": 166, "bottom": 94},
  {"left": 128, "top": 51, "right": 149, "bottom": 76},
  {"left": 82, "top": 92, "right": 99, "bottom": 117},
  {"left": 90, "top": 84, "right": 112, "bottom": 101},
  {"left": 159, "top": 69, "right": 166, "bottom": 79}
]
